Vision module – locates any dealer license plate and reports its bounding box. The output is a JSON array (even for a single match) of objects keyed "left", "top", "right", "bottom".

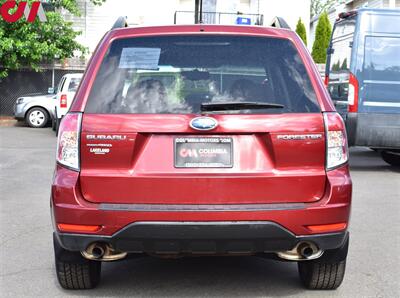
[{"left": 174, "top": 137, "right": 233, "bottom": 168}]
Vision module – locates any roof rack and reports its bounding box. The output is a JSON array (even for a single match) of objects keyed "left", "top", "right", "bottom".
[
  {"left": 270, "top": 17, "right": 291, "bottom": 29},
  {"left": 112, "top": 16, "right": 128, "bottom": 29}
]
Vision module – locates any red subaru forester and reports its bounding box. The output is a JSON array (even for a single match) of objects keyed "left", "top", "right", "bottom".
[{"left": 51, "top": 23, "right": 351, "bottom": 290}]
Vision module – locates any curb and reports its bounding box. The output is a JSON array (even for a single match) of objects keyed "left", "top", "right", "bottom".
[{"left": 0, "top": 117, "right": 18, "bottom": 127}]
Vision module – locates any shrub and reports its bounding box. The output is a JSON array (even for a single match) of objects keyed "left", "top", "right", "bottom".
[
  {"left": 295, "top": 18, "right": 307, "bottom": 45},
  {"left": 311, "top": 12, "right": 332, "bottom": 63}
]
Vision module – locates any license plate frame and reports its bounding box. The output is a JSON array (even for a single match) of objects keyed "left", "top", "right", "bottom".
[{"left": 174, "top": 137, "right": 233, "bottom": 168}]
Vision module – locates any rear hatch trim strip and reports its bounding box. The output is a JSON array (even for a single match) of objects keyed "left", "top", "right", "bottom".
[{"left": 99, "top": 203, "right": 306, "bottom": 212}]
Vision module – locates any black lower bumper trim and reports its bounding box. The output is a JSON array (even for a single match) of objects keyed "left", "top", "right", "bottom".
[
  {"left": 55, "top": 221, "right": 348, "bottom": 255},
  {"left": 347, "top": 112, "right": 400, "bottom": 148}
]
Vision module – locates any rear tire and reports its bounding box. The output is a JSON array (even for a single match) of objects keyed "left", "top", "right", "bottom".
[
  {"left": 298, "top": 235, "right": 349, "bottom": 290},
  {"left": 381, "top": 150, "right": 400, "bottom": 167},
  {"left": 298, "top": 259, "right": 346, "bottom": 290},
  {"left": 54, "top": 234, "right": 101, "bottom": 289}
]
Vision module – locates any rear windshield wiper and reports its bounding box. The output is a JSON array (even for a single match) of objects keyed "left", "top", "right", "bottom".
[{"left": 201, "top": 101, "right": 285, "bottom": 112}]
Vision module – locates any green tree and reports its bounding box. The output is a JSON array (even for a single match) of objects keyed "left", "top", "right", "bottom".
[
  {"left": 311, "top": 12, "right": 332, "bottom": 64},
  {"left": 0, "top": 0, "right": 105, "bottom": 78},
  {"left": 311, "top": 0, "right": 343, "bottom": 18},
  {"left": 295, "top": 18, "right": 307, "bottom": 45}
]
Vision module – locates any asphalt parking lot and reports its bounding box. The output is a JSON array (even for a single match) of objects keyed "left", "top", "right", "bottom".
[{"left": 0, "top": 126, "right": 399, "bottom": 297}]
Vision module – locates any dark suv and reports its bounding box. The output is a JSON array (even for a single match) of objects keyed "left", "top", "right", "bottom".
[{"left": 51, "top": 23, "right": 352, "bottom": 290}]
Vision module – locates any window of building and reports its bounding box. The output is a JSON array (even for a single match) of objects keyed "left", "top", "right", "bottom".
[
  {"left": 179, "top": 0, "right": 193, "bottom": 11},
  {"left": 238, "top": 0, "right": 251, "bottom": 13}
]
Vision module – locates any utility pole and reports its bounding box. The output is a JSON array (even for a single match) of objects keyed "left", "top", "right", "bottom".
[
  {"left": 194, "top": 0, "right": 203, "bottom": 24},
  {"left": 199, "top": 0, "right": 203, "bottom": 23}
]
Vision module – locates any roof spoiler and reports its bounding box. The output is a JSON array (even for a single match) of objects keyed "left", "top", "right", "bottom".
[
  {"left": 270, "top": 17, "right": 291, "bottom": 29},
  {"left": 111, "top": 15, "right": 290, "bottom": 30},
  {"left": 338, "top": 10, "right": 357, "bottom": 20},
  {"left": 111, "top": 16, "right": 128, "bottom": 29}
]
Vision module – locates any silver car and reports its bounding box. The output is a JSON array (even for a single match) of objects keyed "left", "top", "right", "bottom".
[{"left": 14, "top": 93, "right": 56, "bottom": 128}]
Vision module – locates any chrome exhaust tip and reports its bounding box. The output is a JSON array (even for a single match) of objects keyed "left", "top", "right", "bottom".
[
  {"left": 298, "top": 242, "right": 316, "bottom": 258},
  {"left": 81, "top": 242, "right": 127, "bottom": 261},
  {"left": 276, "top": 241, "right": 323, "bottom": 261},
  {"left": 91, "top": 245, "right": 105, "bottom": 259}
]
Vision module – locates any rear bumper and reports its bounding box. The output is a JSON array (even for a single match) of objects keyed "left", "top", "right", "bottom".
[
  {"left": 347, "top": 112, "right": 400, "bottom": 149},
  {"left": 55, "top": 221, "right": 348, "bottom": 254},
  {"left": 51, "top": 164, "right": 352, "bottom": 252}
]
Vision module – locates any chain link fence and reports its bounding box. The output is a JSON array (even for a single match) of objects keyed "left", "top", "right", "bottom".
[{"left": 0, "top": 67, "right": 84, "bottom": 116}]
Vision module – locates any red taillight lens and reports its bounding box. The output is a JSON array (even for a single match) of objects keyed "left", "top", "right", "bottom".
[
  {"left": 56, "top": 113, "right": 82, "bottom": 171},
  {"left": 324, "top": 112, "right": 349, "bottom": 170},
  {"left": 60, "top": 94, "right": 68, "bottom": 108},
  {"left": 347, "top": 72, "right": 359, "bottom": 112}
]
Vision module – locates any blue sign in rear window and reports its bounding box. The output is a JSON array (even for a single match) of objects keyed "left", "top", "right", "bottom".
[{"left": 236, "top": 17, "right": 251, "bottom": 25}]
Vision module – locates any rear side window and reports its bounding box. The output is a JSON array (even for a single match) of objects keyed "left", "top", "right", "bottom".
[
  {"left": 85, "top": 35, "right": 319, "bottom": 114},
  {"left": 363, "top": 36, "right": 400, "bottom": 81},
  {"left": 68, "top": 78, "right": 81, "bottom": 92}
]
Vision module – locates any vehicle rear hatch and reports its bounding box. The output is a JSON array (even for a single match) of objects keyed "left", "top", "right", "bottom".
[
  {"left": 78, "top": 33, "right": 326, "bottom": 205},
  {"left": 80, "top": 114, "right": 326, "bottom": 204}
]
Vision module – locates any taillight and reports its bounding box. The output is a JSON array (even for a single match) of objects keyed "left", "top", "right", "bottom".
[
  {"left": 56, "top": 113, "right": 82, "bottom": 171},
  {"left": 60, "top": 94, "right": 68, "bottom": 108},
  {"left": 324, "top": 112, "right": 349, "bottom": 170},
  {"left": 347, "top": 72, "right": 359, "bottom": 112},
  {"left": 324, "top": 75, "right": 329, "bottom": 87}
]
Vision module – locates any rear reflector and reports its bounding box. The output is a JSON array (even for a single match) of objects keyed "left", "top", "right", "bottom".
[
  {"left": 60, "top": 94, "right": 68, "bottom": 108},
  {"left": 347, "top": 72, "right": 359, "bottom": 112},
  {"left": 57, "top": 223, "right": 101, "bottom": 233},
  {"left": 323, "top": 112, "right": 349, "bottom": 170},
  {"left": 306, "top": 223, "right": 347, "bottom": 233},
  {"left": 56, "top": 113, "right": 82, "bottom": 171}
]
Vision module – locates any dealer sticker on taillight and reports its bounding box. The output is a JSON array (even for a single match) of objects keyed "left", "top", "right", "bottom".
[{"left": 174, "top": 137, "right": 233, "bottom": 168}]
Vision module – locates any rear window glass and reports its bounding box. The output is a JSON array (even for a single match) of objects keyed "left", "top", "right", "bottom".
[
  {"left": 85, "top": 35, "right": 319, "bottom": 114},
  {"left": 327, "top": 18, "right": 356, "bottom": 101},
  {"left": 329, "top": 18, "right": 356, "bottom": 73}
]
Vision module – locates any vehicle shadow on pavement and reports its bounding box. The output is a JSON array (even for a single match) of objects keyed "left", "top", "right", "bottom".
[
  {"left": 349, "top": 148, "right": 400, "bottom": 173},
  {"left": 62, "top": 257, "right": 306, "bottom": 297}
]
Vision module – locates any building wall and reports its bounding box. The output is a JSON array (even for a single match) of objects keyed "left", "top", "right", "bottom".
[
  {"left": 258, "top": 0, "right": 311, "bottom": 39},
  {"left": 63, "top": 0, "right": 182, "bottom": 52},
  {"left": 64, "top": 0, "right": 310, "bottom": 53},
  {"left": 346, "top": 0, "right": 383, "bottom": 9}
]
